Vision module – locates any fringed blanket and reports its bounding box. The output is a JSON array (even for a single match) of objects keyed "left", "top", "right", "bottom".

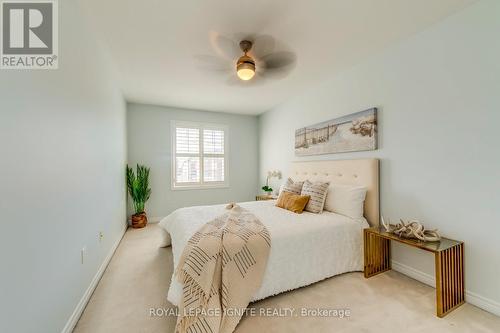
[{"left": 175, "top": 203, "right": 271, "bottom": 333}]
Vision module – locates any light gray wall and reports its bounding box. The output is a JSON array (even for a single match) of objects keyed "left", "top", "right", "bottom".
[
  {"left": 259, "top": 0, "right": 500, "bottom": 308},
  {"left": 0, "top": 2, "right": 127, "bottom": 333},
  {"left": 127, "top": 103, "right": 259, "bottom": 219}
]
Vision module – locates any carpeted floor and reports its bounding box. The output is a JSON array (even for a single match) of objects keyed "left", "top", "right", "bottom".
[{"left": 73, "top": 224, "right": 500, "bottom": 333}]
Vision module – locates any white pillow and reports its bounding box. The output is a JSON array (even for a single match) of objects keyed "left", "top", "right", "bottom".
[{"left": 324, "top": 184, "right": 367, "bottom": 219}]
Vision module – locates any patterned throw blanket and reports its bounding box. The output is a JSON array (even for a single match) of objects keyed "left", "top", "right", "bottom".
[{"left": 175, "top": 203, "right": 271, "bottom": 333}]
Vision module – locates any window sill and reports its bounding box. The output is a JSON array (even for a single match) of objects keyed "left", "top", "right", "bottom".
[{"left": 171, "top": 184, "right": 230, "bottom": 191}]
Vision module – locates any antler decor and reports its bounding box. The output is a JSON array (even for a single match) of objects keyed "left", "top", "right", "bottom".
[{"left": 381, "top": 216, "right": 441, "bottom": 242}]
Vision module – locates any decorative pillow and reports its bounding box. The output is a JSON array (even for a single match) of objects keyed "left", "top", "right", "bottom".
[
  {"left": 323, "top": 184, "right": 367, "bottom": 219},
  {"left": 281, "top": 177, "right": 304, "bottom": 195},
  {"left": 301, "top": 180, "right": 330, "bottom": 213},
  {"left": 275, "top": 191, "right": 310, "bottom": 214}
]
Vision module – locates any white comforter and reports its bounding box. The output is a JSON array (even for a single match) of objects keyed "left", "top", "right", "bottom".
[{"left": 159, "top": 200, "right": 368, "bottom": 306}]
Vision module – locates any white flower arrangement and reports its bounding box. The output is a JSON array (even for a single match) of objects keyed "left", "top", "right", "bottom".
[{"left": 262, "top": 170, "right": 282, "bottom": 194}]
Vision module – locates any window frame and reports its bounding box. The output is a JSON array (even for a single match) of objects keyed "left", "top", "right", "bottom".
[{"left": 171, "top": 120, "right": 229, "bottom": 190}]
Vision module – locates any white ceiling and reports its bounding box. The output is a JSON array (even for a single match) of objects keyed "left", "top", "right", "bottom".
[{"left": 80, "top": 0, "right": 475, "bottom": 115}]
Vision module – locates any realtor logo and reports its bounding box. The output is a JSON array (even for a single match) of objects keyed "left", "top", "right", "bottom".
[{"left": 1, "top": 0, "right": 58, "bottom": 69}]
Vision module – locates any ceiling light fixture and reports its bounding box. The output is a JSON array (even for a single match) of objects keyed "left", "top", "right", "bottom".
[{"left": 236, "top": 40, "right": 255, "bottom": 81}]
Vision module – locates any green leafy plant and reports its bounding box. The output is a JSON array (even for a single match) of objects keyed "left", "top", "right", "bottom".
[
  {"left": 126, "top": 164, "right": 151, "bottom": 214},
  {"left": 262, "top": 185, "right": 273, "bottom": 192}
]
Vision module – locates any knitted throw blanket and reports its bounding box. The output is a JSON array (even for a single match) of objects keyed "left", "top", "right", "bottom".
[{"left": 175, "top": 203, "right": 271, "bottom": 333}]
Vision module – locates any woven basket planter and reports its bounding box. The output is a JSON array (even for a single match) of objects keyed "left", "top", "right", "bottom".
[{"left": 131, "top": 212, "right": 148, "bottom": 228}]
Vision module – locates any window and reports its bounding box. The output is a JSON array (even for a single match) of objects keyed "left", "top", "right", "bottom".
[{"left": 171, "top": 121, "right": 228, "bottom": 189}]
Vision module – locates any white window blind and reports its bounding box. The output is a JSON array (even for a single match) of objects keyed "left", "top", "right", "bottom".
[
  {"left": 203, "top": 129, "right": 224, "bottom": 154},
  {"left": 176, "top": 127, "right": 199, "bottom": 154},
  {"left": 172, "top": 121, "right": 228, "bottom": 189}
]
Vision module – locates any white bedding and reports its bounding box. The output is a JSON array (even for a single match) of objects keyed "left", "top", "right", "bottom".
[{"left": 159, "top": 200, "right": 369, "bottom": 306}]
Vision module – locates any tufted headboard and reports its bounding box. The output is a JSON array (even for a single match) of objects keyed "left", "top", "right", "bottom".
[{"left": 289, "top": 159, "right": 379, "bottom": 227}]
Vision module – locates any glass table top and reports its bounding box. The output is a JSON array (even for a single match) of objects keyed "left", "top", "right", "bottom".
[{"left": 366, "top": 228, "right": 462, "bottom": 253}]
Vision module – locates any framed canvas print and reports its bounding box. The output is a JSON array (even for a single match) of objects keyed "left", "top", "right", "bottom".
[{"left": 295, "top": 108, "right": 377, "bottom": 156}]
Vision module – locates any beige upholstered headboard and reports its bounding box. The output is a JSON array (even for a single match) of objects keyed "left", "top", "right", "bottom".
[{"left": 289, "top": 159, "right": 380, "bottom": 227}]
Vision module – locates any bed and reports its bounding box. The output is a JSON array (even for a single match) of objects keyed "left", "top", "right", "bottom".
[{"left": 159, "top": 158, "right": 379, "bottom": 306}]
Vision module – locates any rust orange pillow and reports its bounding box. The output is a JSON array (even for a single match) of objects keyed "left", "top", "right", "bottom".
[{"left": 276, "top": 191, "right": 310, "bottom": 214}]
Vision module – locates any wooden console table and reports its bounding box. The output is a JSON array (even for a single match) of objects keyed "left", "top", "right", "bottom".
[{"left": 363, "top": 228, "right": 464, "bottom": 317}]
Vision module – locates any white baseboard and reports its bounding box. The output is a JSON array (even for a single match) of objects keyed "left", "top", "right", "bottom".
[
  {"left": 391, "top": 260, "right": 500, "bottom": 317},
  {"left": 391, "top": 260, "right": 435, "bottom": 287},
  {"left": 465, "top": 291, "right": 500, "bottom": 317},
  {"left": 61, "top": 223, "right": 128, "bottom": 333}
]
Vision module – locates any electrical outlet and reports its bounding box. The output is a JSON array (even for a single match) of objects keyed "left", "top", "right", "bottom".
[
  {"left": 99, "top": 231, "right": 104, "bottom": 242},
  {"left": 81, "top": 247, "right": 86, "bottom": 264}
]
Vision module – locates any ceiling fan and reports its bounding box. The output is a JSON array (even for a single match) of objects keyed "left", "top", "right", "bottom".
[
  {"left": 195, "top": 34, "right": 297, "bottom": 85},
  {"left": 236, "top": 40, "right": 257, "bottom": 81}
]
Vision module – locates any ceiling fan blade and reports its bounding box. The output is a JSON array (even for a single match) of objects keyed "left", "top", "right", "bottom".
[
  {"left": 193, "top": 54, "right": 233, "bottom": 73},
  {"left": 210, "top": 34, "right": 240, "bottom": 60},
  {"left": 260, "top": 51, "right": 297, "bottom": 70},
  {"left": 259, "top": 51, "right": 297, "bottom": 79},
  {"left": 249, "top": 34, "right": 276, "bottom": 58}
]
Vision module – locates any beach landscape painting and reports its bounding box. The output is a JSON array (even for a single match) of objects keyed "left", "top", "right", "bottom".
[{"left": 295, "top": 108, "right": 377, "bottom": 156}]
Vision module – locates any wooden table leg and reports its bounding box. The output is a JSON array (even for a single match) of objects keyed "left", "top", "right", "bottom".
[
  {"left": 364, "top": 229, "right": 391, "bottom": 278},
  {"left": 435, "top": 243, "right": 465, "bottom": 317}
]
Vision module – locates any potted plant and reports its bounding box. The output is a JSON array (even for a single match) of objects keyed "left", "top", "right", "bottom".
[
  {"left": 126, "top": 164, "right": 151, "bottom": 228},
  {"left": 262, "top": 170, "right": 282, "bottom": 196},
  {"left": 261, "top": 185, "right": 273, "bottom": 196}
]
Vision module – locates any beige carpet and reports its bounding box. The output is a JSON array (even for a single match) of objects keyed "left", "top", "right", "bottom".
[{"left": 73, "top": 224, "right": 500, "bottom": 333}]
